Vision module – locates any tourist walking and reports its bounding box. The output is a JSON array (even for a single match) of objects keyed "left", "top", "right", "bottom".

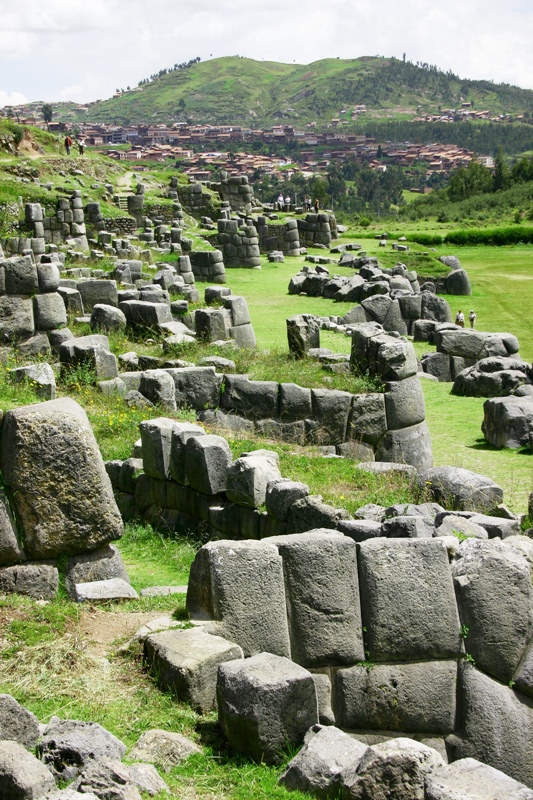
[
  {"left": 77, "top": 137, "right": 86, "bottom": 156},
  {"left": 64, "top": 135, "right": 72, "bottom": 155},
  {"left": 469, "top": 310, "right": 477, "bottom": 329},
  {"left": 314, "top": 198, "right": 319, "bottom": 212},
  {"left": 455, "top": 310, "right": 465, "bottom": 328},
  {"left": 285, "top": 194, "right": 290, "bottom": 211}
]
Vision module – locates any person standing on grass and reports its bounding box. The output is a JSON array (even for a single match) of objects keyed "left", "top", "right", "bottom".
[
  {"left": 469, "top": 310, "right": 477, "bottom": 329},
  {"left": 455, "top": 310, "right": 465, "bottom": 328},
  {"left": 78, "top": 137, "right": 86, "bottom": 156},
  {"left": 64, "top": 135, "right": 72, "bottom": 155},
  {"left": 314, "top": 198, "right": 319, "bottom": 212},
  {"left": 277, "top": 193, "right": 284, "bottom": 211}
]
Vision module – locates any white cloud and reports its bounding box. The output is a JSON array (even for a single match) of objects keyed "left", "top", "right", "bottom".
[
  {"left": 0, "top": 90, "right": 29, "bottom": 108},
  {"left": 1, "top": 0, "right": 533, "bottom": 101}
]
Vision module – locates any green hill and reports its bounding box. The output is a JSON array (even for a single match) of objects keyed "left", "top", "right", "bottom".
[{"left": 56, "top": 56, "right": 533, "bottom": 127}]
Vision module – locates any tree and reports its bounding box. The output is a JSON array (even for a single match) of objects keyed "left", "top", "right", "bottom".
[
  {"left": 178, "top": 98, "right": 186, "bottom": 114},
  {"left": 493, "top": 147, "right": 510, "bottom": 192},
  {"left": 41, "top": 103, "right": 53, "bottom": 130}
]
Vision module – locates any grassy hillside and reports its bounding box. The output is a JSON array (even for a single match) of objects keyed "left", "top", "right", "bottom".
[{"left": 57, "top": 56, "right": 533, "bottom": 127}]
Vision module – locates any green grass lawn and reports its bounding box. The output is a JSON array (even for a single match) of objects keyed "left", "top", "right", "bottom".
[{"left": 223, "top": 239, "right": 533, "bottom": 510}]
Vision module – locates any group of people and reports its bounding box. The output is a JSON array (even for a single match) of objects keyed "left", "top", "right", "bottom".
[
  {"left": 64, "top": 136, "right": 85, "bottom": 156},
  {"left": 276, "top": 194, "right": 320, "bottom": 213},
  {"left": 455, "top": 309, "right": 477, "bottom": 329}
]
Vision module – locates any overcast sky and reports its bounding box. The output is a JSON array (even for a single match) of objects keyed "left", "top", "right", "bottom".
[{"left": 1, "top": 0, "right": 533, "bottom": 107}]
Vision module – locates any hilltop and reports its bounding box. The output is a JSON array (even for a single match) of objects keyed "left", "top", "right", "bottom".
[{"left": 25, "top": 56, "right": 533, "bottom": 128}]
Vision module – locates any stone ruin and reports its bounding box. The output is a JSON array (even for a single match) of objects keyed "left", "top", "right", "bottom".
[
  {"left": 140, "top": 509, "right": 533, "bottom": 793},
  {"left": 0, "top": 397, "right": 134, "bottom": 602}
]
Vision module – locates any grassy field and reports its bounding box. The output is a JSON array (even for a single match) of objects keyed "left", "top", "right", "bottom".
[
  {"left": 220, "top": 237, "right": 533, "bottom": 511},
  {"left": 1, "top": 162, "right": 533, "bottom": 797}
]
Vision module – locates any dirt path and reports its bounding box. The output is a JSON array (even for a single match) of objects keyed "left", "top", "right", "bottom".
[{"left": 77, "top": 608, "right": 159, "bottom": 657}]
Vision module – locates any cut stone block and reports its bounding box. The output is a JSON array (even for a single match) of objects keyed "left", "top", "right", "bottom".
[
  {"left": 74, "top": 578, "right": 139, "bottom": 602},
  {"left": 226, "top": 454, "right": 282, "bottom": 508},
  {"left": 426, "top": 757, "right": 533, "bottom": 800},
  {"left": 217, "top": 652, "right": 318, "bottom": 764},
  {"left": 0, "top": 562, "right": 58, "bottom": 599},
  {"left": 187, "top": 540, "right": 291, "bottom": 657},
  {"left": 334, "top": 661, "right": 458, "bottom": 733},
  {"left": 452, "top": 539, "right": 533, "bottom": 683},
  {"left": 144, "top": 626, "right": 243, "bottom": 713},
  {"left": 185, "top": 434, "right": 233, "bottom": 495},
  {"left": 267, "top": 530, "right": 365, "bottom": 667},
  {"left": 358, "top": 538, "right": 462, "bottom": 661},
  {"left": 139, "top": 417, "right": 176, "bottom": 480}
]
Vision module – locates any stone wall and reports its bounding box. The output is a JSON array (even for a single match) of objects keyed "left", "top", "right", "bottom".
[
  {"left": 212, "top": 219, "right": 261, "bottom": 268},
  {"left": 178, "top": 182, "right": 221, "bottom": 220},
  {"left": 209, "top": 175, "right": 255, "bottom": 213},
  {"left": 183, "top": 531, "right": 533, "bottom": 788},
  {"left": 297, "top": 212, "right": 337, "bottom": 248},
  {"left": 257, "top": 217, "right": 301, "bottom": 256},
  {"left": 0, "top": 253, "right": 67, "bottom": 352},
  {"left": 3, "top": 195, "right": 89, "bottom": 256},
  {"left": 189, "top": 250, "right": 226, "bottom": 283},
  {"left": 102, "top": 217, "right": 138, "bottom": 235}
]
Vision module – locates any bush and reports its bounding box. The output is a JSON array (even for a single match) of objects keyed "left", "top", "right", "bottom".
[{"left": 443, "top": 225, "right": 533, "bottom": 246}]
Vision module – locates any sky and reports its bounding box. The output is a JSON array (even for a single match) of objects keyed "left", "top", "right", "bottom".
[{"left": 1, "top": 0, "right": 533, "bottom": 107}]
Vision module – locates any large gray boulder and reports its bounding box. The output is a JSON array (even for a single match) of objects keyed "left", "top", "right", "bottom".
[
  {"left": 64, "top": 544, "right": 130, "bottom": 599},
  {"left": 221, "top": 375, "right": 278, "bottom": 419},
  {"left": 139, "top": 417, "right": 175, "bottom": 480},
  {"left": 0, "top": 694, "right": 40, "bottom": 749},
  {"left": 33, "top": 292, "right": 67, "bottom": 330},
  {"left": 168, "top": 421, "right": 206, "bottom": 484},
  {"left": 0, "top": 562, "right": 58, "bottom": 600},
  {"left": 0, "top": 296, "right": 35, "bottom": 342},
  {"left": 384, "top": 375, "right": 426, "bottom": 430},
  {"left": 287, "top": 314, "right": 321, "bottom": 358},
  {"left": 217, "top": 652, "right": 318, "bottom": 764},
  {"left": 90, "top": 303, "right": 127, "bottom": 333},
  {"left": 453, "top": 357, "right": 532, "bottom": 398},
  {"left": 278, "top": 724, "right": 370, "bottom": 797},
  {"left": 375, "top": 421, "right": 433, "bottom": 474},
  {"left": 0, "top": 739, "right": 56, "bottom": 799},
  {"left": 144, "top": 626, "right": 243, "bottom": 713},
  {"left": 139, "top": 370, "right": 177, "bottom": 412},
  {"left": 357, "top": 538, "right": 462, "bottom": 661},
  {"left": 482, "top": 395, "right": 533, "bottom": 449},
  {"left": 187, "top": 540, "right": 291, "bottom": 657},
  {"left": 0, "top": 398, "right": 123, "bottom": 559},
  {"left": 266, "top": 530, "right": 365, "bottom": 667},
  {"left": 426, "top": 757, "right": 533, "bottom": 800},
  {"left": 452, "top": 539, "right": 533, "bottom": 683},
  {"left": 445, "top": 268, "right": 472, "bottom": 295},
  {"left": 333, "top": 661, "right": 457, "bottom": 733},
  {"left": 310, "top": 389, "right": 353, "bottom": 443},
  {"left": 38, "top": 718, "right": 126, "bottom": 782},
  {"left": 185, "top": 434, "right": 232, "bottom": 495},
  {"left": 72, "top": 758, "right": 142, "bottom": 800},
  {"left": 77, "top": 279, "right": 118, "bottom": 310},
  {"left": 425, "top": 466, "right": 503, "bottom": 512},
  {"left": 226, "top": 454, "right": 281, "bottom": 508},
  {"left": 9, "top": 363, "right": 56, "bottom": 400},
  {"left": 167, "top": 366, "right": 222, "bottom": 411},
  {"left": 348, "top": 738, "right": 445, "bottom": 800},
  {"left": 448, "top": 663, "right": 533, "bottom": 789}
]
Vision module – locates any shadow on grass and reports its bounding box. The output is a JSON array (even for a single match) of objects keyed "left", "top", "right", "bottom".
[{"left": 467, "top": 438, "right": 533, "bottom": 457}]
